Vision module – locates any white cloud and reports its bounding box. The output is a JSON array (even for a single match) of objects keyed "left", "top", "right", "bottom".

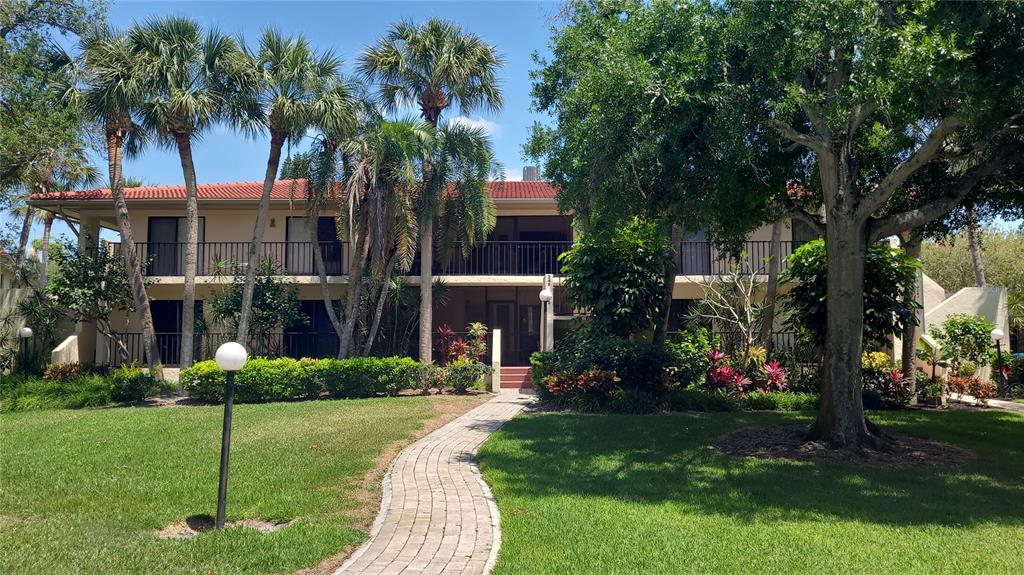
[
  {"left": 503, "top": 167, "right": 523, "bottom": 181},
  {"left": 448, "top": 115, "right": 502, "bottom": 137}
]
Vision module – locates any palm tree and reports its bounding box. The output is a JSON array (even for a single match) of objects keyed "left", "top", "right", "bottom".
[
  {"left": 130, "top": 17, "right": 255, "bottom": 367},
  {"left": 62, "top": 27, "right": 165, "bottom": 375},
  {"left": 341, "top": 118, "right": 433, "bottom": 355},
  {"left": 235, "top": 29, "right": 357, "bottom": 345},
  {"left": 359, "top": 18, "right": 504, "bottom": 363}
]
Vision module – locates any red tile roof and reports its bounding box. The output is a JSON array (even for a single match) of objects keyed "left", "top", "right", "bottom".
[{"left": 30, "top": 179, "right": 558, "bottom": 202}]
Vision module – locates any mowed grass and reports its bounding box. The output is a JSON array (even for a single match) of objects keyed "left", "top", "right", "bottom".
[
  {"left": 0, "top": 395, "right": 482, "bottom": 574},
  {"left": 478, "top": 409, "right": 1024, "bottom": 575}
]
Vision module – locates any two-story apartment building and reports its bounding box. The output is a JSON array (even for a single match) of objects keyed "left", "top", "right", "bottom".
[{"left": 29, "top": 175, "right": 809, "bottom": 384}]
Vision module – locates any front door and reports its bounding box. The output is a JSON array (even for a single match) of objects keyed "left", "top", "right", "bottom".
[{"left": 487, "top": 301, "right": 516, "bottom": 365}]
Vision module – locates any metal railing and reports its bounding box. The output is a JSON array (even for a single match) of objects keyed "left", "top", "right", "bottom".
[
  {"left": 110, "top": 241, "right": 348, "bottom": 276},
  {"left": 107, "top": 331, "right": 342, "bottom": 366},
  {"left": 411, "top": 241, "right": 573, "bottom": 276},
  {"left": 677, "top": 240, "right": 794, "bottom": 275}
]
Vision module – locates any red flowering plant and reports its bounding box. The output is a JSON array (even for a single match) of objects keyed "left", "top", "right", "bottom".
[
  {"left": 544, "top": 368, "right": 619, "bottom": 399},
  {"left": 434, "top": 324, "right": 470, "bottom": 365},
  {"left": 705, "top": 349, "right": 752, "bottom": 397},
  {"left": 759, "top": 361, "right": 788, "bottom": 392},
  {"left": 785, "top": 181, "right": 822, "bottom": 209}
]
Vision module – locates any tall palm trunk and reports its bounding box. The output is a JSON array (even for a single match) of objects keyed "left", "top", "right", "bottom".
[
  {"left": 966, "top": 205, "right": 986, "bottom": 287},
  {"left": 174, "top": 133, "right": 200, "bottom": 367},
  {"left": 418, "top": 218, "right": 434, "bottom": 362},
  {"left": 759, "top": 220, "right": 783, "bottom": 353},
  {"left": 38, "top": 212, "right": 54, "bottom": 289},
  {"left": 339, "top": 218, "right": 371, "bottom": 357},
  {"left": 237, "top": 130, "right": 287, "bottom": 345},
  {"left": 363, "top": 250, "right": 401, "bottom": 355},
  {"left": 899, "top": 230, "right": 924, "bottom": 402},
  {"left": 306, "top": 201, "right": 346, "bottom": 357},
  {"left": 12, "top": 206, "right": 34, "bottom": 288},
  {"left": 107, "top": 127, "right": 163, "bottom": 379}
]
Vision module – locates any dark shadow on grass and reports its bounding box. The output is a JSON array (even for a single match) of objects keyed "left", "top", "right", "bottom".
[{"left": 477, "top": 409, "right": 1024, "bottom": 528}]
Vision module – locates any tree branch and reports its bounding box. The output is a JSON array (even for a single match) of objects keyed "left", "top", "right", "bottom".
[
  {"left": 846, "top": 102, "right": 877, "bottom": 139},
  {"left": 766, "top": 118, "right": 829, "bottom": 156},
  {"left": 867, "top": 142, "right": 1018, "bottom": 242},
  {"left": 859, "top": 116, "right": 965, "bottom": 216}
]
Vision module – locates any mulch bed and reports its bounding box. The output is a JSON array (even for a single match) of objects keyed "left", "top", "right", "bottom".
[{"left": 714, "top": 424, "right": 975, "bottom": 469}]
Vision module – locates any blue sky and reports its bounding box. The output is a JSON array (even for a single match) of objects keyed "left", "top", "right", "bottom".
[{"left": 13, "top": 0, "right": 559, "bottom": 243}]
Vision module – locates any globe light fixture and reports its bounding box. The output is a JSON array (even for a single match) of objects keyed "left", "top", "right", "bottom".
[
  {"left": 214, "top": 342, "right": 248, "bottom": 529},
  {"left": 19, "top": 326, "right": 32, "bottom": 338},
  {"left": 538, "top": 288, "right": 553, "bottom": 302},
  {"left": 991, "top": 328, "right": 1005, "bottom": 340}
]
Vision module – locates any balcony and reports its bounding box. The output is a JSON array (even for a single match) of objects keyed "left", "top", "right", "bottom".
[
  {"left": 110, "top": 239, "right": 794, "bottom": 278},
  {"left": 115, "top": 241, "right": 349, "bottom": 276},
  {"left": 677, "top": 240, "right": 795, "bottom": 275}
]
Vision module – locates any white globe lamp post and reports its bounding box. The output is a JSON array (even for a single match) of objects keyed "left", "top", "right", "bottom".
[{"left": 214, "top": 342, "right": 248, "bottom": 529}]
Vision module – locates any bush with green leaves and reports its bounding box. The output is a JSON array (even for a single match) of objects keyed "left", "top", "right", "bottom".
[
  {"left": 560, "top": 218, "right": 671, "bottom": 338},
  {"left": 781, "top": 239, "right": 920, "bottom": 347},
  {"left": 665, "top": 327, "right": 716, "bottom": 388},
  {"left": 930, "top": 313, "right": 996, "bottom": 372},
  {"left": 742, "top": 391, "right": 818, "bottom": 412},
  {"left": 180, "top": 361, "right": 227, "bottom": 403},
  {"left": 110, "top": 363, "right": 158, "bottom": 403},
  {"left": 1, "top": 374, "right": 114, "bottom": 413},
  {"left": 443, "top": 357, "right": 491, "bottom": 394},
  {"left": 235, "top": 357, "right": 307, "bottom": 403}
]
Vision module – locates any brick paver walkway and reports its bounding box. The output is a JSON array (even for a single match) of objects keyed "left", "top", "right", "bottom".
[{"left": 334, "top": 392, "right": 533, "bottom": 575}]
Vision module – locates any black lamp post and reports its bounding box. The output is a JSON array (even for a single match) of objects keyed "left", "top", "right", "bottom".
[
  {"left": 992, "top": 328, "right": 1006, "bottom": 393},
  {"left": 18, "top": 326, "right": 32, "bottom": 373},
  {"left": 214, "top": 341, "right": 248, "bottom": 529}
]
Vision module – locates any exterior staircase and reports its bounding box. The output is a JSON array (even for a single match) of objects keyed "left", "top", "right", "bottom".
[{"left": 500, "top": 366, "right": 533, "bottom": 390}]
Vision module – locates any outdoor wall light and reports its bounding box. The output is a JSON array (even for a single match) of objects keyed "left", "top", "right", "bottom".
[
  {"left": 538, "top": 288, "right": 553, "bottom": 302},
  {"left": 214, "top": 341, "right": 248, "bottom": 529}
]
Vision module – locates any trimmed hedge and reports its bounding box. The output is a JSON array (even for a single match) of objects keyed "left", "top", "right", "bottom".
[{"left": 181, "top": 356, "right": 424, "bottom": 404}]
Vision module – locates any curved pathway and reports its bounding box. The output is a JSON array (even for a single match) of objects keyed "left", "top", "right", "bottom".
[{"left": 334, "top": 392, "right": 533, "bottom": 575}]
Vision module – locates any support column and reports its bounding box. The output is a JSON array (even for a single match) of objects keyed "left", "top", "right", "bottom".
[
  {"left": 491, "top": 328, "right": 502, "bottom": 392},
  {"left": 77, "top": 215, "right": 101, "bottom": 365},
  {"left": 542, "top": 274, "right": 555, "bottom": 352}
]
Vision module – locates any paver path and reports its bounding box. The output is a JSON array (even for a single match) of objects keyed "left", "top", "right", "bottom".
[{"left": 334, "top": 392, "right": 533, "bottom": 575}]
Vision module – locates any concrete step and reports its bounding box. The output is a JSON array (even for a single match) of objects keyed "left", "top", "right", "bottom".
[{"left": 500, "top": 366, "right": 533, "bottom": 389}]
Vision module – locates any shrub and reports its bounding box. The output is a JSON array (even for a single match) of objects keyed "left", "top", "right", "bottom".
[
  {"left": 1, "top": 376, "right": 113, "bottom": 412},
  {"left": 665, "top": 327, "right": 715, "bottom": 387},
  {"left": 949, "top": 376, "right": 997, "bottom": 406},
  {"left": 758, "top": 361, "right": 788, "bottom": 392},
  {"left": 956, "top": 360, "right": 978, "bottom": 377},
  {"left": 235, "top": 357, "right": 305, "bottom": 403},
  {"left": 444, "top": 357, "right": 491, "bottom": 394},
  {"left": 378, "top": 356, "right": 422, "bottom": 395},
  {"left": 931, "top": 313, "right": 995, "bottom": 370},
  {"left": 704, "top": 349, "right": 751, "bottom": 397},
  {"left": 861, "top": 352, "right": 912, "bottom": 407},
  {"left": 323, "top": 357, "right": 383, "bottom": 398},
  {"left": 181, "top": 360, "right": 227, "bottom": 403},
  {"left": 664, "top": 388, "right": 738, "bottom": 412},
  {"left": 742, "top": 391, "right": 818, "bottom": 412},
  {"left": 43, "top": 362, "right": 90, "bottom": 383},
  {"left": 529, "top": 351, "right": 557, "bottom": 399},
  {"left": 608, "top": 388, "right": 660, "bottom": 414},
  {"left": 110, "top": 363, "right": 158, "bottom": 403}
]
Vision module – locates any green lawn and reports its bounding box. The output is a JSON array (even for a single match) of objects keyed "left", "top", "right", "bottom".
[
  {"left": 478, "top": 409, "right": 1024, "bottom": 575},
  {"left": 0, "top": 395, "right": 482, "bottom": 574}
]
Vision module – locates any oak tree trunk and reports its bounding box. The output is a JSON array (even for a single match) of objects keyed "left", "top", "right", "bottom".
[
  {"left": 174, "top": 133, "right": 200, "bottom": 367},
  {"left": 237, "top": 130, "right": 287, "bottom": 344},
  {"left": 107, "top": 129, "right": 163, "bottom": 379},
  {"left": 809, "top": 219, "right": 876, "bottom": 447}
]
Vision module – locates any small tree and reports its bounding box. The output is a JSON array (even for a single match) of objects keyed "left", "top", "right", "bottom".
[
  {"left": 560, "top": 218, "right": 671, "bottom": 339},
  {"left": 782, "top": 240, "right": 920, "bottom": 349},
  {"left": 47, "top": 238, "right": 137, "bottom": 363},
  {"left": 691, "top": 264, "right": 765, "bottom": 364},
  {"left": 209, "top": 259, "right": 306, "bottom": 352},
  {"left": 930, "top": 313, "right": 995, "bottom": 374}
]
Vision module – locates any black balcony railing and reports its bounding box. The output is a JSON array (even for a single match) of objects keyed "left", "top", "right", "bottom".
[
  {"left": 411, "top": 241, "right": 574, "bottom": 276},
  {"left": 107, "top": 239, "right": 793, "bottom": 278},
  {"left": 677, "top": 240, "right": 794, "bottom": 275},
  {"left": 111, "top": 241, "right": 348, "bottom": 276},
  {"left": 107, "top": 331, "right": 341, "bottom": 366}
]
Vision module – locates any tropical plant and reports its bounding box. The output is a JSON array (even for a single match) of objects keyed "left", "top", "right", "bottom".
[
  {"left": 930, "top": 313, "right": 996, "bottom": 371},
  {"left": 359, "top": 18, "right": 504, "bottom": 364},
  {"left": 130, "top": 16, "right": 255, "bottom": 366},
  {"left": 561, "top": 217, "right": 671, "bottom": 339},
  {"left": 208, "top": 259, "right": 306, "bottom": 349},
  {"left": 235, "top": 29, "right": 357, "bottom": 345}
]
